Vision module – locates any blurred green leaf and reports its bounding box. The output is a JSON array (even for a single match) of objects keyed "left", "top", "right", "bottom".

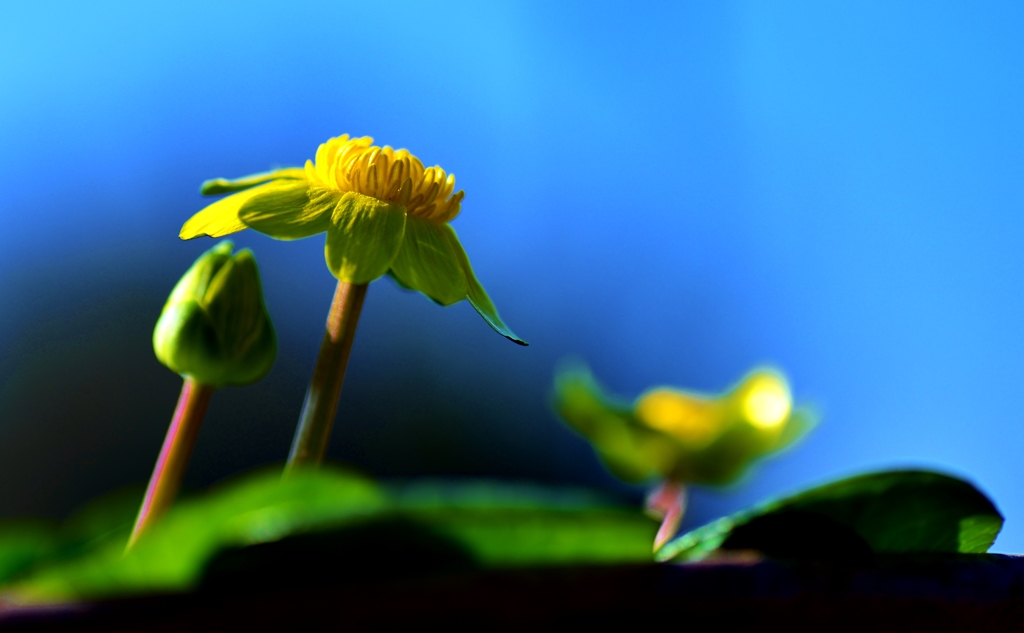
[
  {"left": 0, "top": 490, "right": 143, "bottom": 586},
  {"left": 5, "top": 471, "right": 654, "bottom": 602},
  {"left": 201, "top": 481, "right": 657, "bottom": 592},
  {"left": 52, "top": 486, "right": 143, "bottom": 561},
  {"left": 393, "top": 480, "right": 657, "bottom": 566},
  {"left": 12, "top": 468, "right": 385, "bottom": 601},
  {"left": 0, "top": 522, "right": 55, "bottom": 584},
  {"left": 416, "top": 508, "right": 656, "bottom": 566},
  {"left": 657, "top": 470, "right": 1003, "bottom": 562}
]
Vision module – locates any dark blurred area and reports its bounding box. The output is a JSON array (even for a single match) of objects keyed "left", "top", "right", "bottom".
[
  {"left": 2, "top": 1, "right": 1024, "bottom": 549},
  {"left": 0, "top": 237, "right": 629, "bottom": 518}
]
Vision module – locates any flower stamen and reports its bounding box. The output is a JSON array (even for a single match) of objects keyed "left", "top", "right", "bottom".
[{"left": 304, "top": 135, "right": 463, "bottom": 224}]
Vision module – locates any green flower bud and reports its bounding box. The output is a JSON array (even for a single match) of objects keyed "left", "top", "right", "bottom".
[{"left": 154, "top": 241, "right": 276, "bottom": 387}]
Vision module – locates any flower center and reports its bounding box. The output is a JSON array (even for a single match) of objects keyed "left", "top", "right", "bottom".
[{"left": 304, "top": 135, "right": 464, "bottom": 223}]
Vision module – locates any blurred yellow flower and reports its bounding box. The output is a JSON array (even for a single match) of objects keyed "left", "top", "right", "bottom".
[
  {"left": 554, "top": 365, "right": 815, "bottom": 486},
  {"left": 555, "top": 364, "right": 815, "bottom": 550},
  {"left": 180, "top": 134, "right": 524, "bottom": 344}
]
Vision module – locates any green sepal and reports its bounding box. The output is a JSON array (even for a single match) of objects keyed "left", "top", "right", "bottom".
[
  {"left": 657, "top": 470, "right": 1004, "bottom": 563},
  {"left": 442, "top": 225, "right": 527, "bottom": 345},
  {"left": 162, "top": 241, "right": 234, "bottom": 309},
  {"left": 325, "top": 192, "right": 407, "bottom": 284},
  {"left": 386, "top": 270, "right": 416, "bottom": 292},
  {"left": 554, "top": 366, "right": 675, "bottom": 483},
  {"left": 772, "top": 407, "right": 818, "bottom": 453},
  {"left": 200, "top": 167, "right": 306, "bottom": 195},
  {"left": 153, "top": 241, "right": 277, "bottom": 387},
  {"left": 238, "top": 182, "right": 333, "bottom": 240},
  {"left": 389, "top": 216, "right": 468, "bottom": 306}
]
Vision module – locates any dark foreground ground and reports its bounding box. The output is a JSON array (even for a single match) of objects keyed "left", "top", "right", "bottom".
[{"left": 2, "top": 553, "right": 1023, "bottom": 631}]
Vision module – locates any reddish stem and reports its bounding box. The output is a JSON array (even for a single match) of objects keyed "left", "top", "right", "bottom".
[
  {"left": 285, "top": 280, "right": 368, "bottom": 472},
  {"left": 127, "top": 378, "right": 214, "bottom": 550},
  {"left": 646, "top": 481, "right": 688, "bottom": 552}
]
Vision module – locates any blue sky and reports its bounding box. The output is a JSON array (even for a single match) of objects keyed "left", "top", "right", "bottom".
[{"left": 2, "top": 1, "right": 1024, "bottom": 550}]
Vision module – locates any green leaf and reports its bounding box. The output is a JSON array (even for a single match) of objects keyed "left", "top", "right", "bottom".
[
  {"left": 393, "top": 480, "right": 656, "bottom": 566},
  {"left": 200, "top": 168, "right": 306, "bottom": 195},
  {"left": 0, "top": 522, "right": 55, "bottom": 584},
  {"left": 442, "top": 225, "right": 527, "bottom": 345},
  {"left": 12, "top": 469, "right": 386, "bottom": 601},
  {"left": 54, "top": 487, "right": 143, "bottom": 560},
  {"left": 325, "top": 192, "right": 407, "bottom": 284},
  {"left": 388, "top": 216, "right": 468, "bottom": 306},
  {"left": 6, "top": 472, "right": 655, "bottom": 602},
  {"left": 657, "top": 470, "right": 1004, "bottom": 562},
  {"left": 202, "top": 482, "right": 658, "bottom": 588},
  {"left": 238, "top": 182, "right": 333, "bottom": 241}
]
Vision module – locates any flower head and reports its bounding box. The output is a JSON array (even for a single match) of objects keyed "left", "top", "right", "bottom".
[
  {"left": 180, "top": 135, "right": 524, "bottom": 345},
  {"left": 303, "top": 135, "right": 464, "bottom": 223},
  {"left": 554, "top": 364, "right": 816, "bottom": 486},
  {"left": 153, "top": 241, "right": 276, "bottom": 387}
]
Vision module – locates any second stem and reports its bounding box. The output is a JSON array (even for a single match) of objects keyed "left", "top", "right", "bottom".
[{"left": 285, "top": 280, "right": 368, "bottom": 471}]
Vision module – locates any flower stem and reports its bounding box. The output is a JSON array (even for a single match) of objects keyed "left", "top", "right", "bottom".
[
  {"left": 646, "top": 481, "right": 688, "bottom": 553},
  {"left": 285, "top": 280, "right": 368, "bottom": 472},
  {"left": 127, "top": 378, "right": 214, "bottom": 550}
]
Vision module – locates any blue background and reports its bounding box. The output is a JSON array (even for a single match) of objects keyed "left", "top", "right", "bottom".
[{"left": 2, "top": 1, "right": 1023, "bottom": 550}]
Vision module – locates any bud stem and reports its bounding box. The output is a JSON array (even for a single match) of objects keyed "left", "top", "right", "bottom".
[
  {"left": 285, "top": 280, "right": 368, "bottom": 472},
  {"left": 127, "top": 378, "right": 214, "bottom": 550}
]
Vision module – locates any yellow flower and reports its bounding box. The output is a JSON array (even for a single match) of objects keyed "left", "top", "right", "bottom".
[
  {"left": 554, "top": 365, "right": 816, "bottom": 486},
  {"left": 180, "top": 134, "right": 524, "bottom": 345}
]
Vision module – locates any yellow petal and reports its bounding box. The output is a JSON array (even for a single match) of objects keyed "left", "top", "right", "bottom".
[
  {"left": 635, "top": 389, "right": 724, "bottom": 450},
  {"left": 200, "top": 167, "right": 306, "bottom": 195},
  {"left": 181, "top": 182, "right": 284, "bottom": 240},
  {"left": 389, "top": 216, "right": 468, "bottom": 306}
]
